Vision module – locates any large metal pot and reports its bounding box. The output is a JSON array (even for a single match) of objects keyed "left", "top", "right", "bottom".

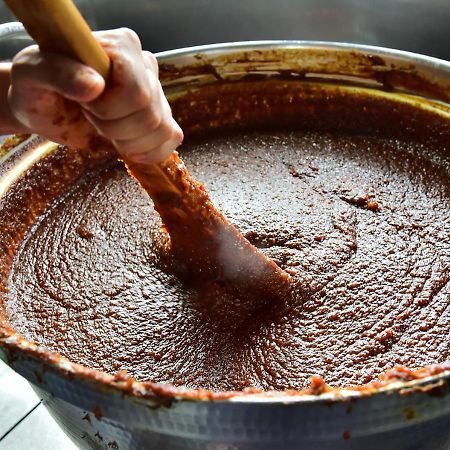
[{"left": 1, "top": 41, "right": 450, "bottom": 450}]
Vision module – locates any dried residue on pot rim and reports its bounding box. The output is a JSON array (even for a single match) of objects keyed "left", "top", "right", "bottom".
[
  {"left": 1, "top": 325, "right": 450, "bottom": 403},
  {"left": 158, "top": 42, "right": 450, "bottom": 104}
]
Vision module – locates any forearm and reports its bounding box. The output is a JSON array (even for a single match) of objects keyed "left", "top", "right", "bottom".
[{"left": 0, "top": 63, "right": 29, "bottom": 135}]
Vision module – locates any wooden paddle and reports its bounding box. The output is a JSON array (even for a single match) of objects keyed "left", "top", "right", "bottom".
[{"left": 4, "top": 0, "right": 291, "bottom": 301}]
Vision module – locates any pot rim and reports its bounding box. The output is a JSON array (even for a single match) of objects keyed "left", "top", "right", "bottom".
[
  {"left": 1, "top": 40, "right": 450, "bottom": 405},
  {"left": 155, "top": 39, "right": 450, "bottom": 69}
]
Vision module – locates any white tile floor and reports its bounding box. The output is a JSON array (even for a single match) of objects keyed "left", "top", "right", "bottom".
[{"left": 0, "top": 360, "right": 78, "bottom": 449}]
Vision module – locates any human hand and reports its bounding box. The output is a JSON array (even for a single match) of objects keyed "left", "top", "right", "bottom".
[{"left": 8, "top": 28, "right": 183, "bottom": 164}]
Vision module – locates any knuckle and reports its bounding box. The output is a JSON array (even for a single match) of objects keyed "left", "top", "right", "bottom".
[
  {"left": 143, "top": 51, "right": 158, "bottom": 73},
  {"left": 12, "top": 45, "right": 38, "bottom": 64},
  {"left": 172, "top": 124, "right": 184, "bottom": 143},
  {"left": 145, "top": 110, "right": 162, "bottom": 130},
  {"left": 11, "top": 48, "right": 39, "bottom": 78},
  {"left": 147, "top": 51, "right": 157, "bottom": 66},
  {"left": 95, "top": 29, "right": 141, "bottom": 54},
  {"left": 159, "top": 119, "right": 175, "bottom": 141},
  {"left": 118, "top": 27, "right": 141, "bottom": 48},
  {"left": 131, "top": 85, "right": 151, "bottom": 110}
]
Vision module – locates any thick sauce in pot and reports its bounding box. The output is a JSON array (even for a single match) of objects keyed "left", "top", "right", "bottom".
[{"left": 5, "top": 129, "right": 450, "bottom": 391}]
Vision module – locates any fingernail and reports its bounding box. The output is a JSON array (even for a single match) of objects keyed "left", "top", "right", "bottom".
[
  {"left": 74, "top": 69, "right": 104, "bottom": 100},
  {"left": 171, "top": 118, "right": 184, "bottom": 140},
  {"left": 162, "top": 137, "right": 182, "bottom": 157},
  {"left": 85, "top": 67, "right": 104, "bottom": 84}
]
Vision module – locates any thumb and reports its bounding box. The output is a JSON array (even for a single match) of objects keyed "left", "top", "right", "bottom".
[{"left": 67, "top": 67, "right": 105, "bottom": 103}]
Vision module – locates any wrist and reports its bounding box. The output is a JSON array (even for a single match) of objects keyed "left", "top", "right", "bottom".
[{"left": 0, "top": 62, "right": 30, "bottom": 135}]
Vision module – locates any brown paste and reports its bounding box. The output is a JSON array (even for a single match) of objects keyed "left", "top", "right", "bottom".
[
  {"left": 1, "top": 80, "right": 450, "bottom": 393},
  {"left": 4, "top": 126, "right": 450, "bottom": 391}
]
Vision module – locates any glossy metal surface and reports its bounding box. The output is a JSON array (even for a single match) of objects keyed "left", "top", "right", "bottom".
[
  {"left": 0, "top": 0, "right": 449, "bottom": 60},
  {"left": 1, "top": 41, "right": 450, "bottom": 449}
]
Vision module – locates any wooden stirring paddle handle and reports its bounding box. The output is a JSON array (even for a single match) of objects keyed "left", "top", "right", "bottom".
[{"left": 4, "top": 0, "right": 110, "bottom": 79}]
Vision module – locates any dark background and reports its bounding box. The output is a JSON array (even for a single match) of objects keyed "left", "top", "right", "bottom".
[{"left": 0, "top": 0, "right": 449, "bottom": 60}]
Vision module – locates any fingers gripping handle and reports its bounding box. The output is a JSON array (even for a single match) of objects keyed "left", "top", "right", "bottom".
[{"left": 4, "top": 0, "right": 110, "bottom": 80}]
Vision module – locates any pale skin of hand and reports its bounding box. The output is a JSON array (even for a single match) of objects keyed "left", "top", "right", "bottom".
[{"left": 0, "top": 28, "right": 183, "bottom": 164}]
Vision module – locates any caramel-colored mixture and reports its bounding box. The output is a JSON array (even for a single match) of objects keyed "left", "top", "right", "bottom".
[{"left": 5, "top": 130, "right": 450, "bottom": 390}]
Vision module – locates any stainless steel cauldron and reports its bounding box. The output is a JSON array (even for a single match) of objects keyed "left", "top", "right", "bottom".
[{"left": 1, "top": 41, "right": 450, "bottom": 450}]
